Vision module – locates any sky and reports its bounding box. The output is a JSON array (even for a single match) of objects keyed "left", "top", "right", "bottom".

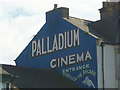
[{"left": 0, "top": 0, "right": 105, "bottom": 65}]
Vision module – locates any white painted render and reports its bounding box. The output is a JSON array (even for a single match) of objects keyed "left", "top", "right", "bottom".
[
  {"left": 97, "top": 44, "right": 119, "bottom": 88},
  {"left": 104, "top": 45, "right": 118, "bottom": 88},
  {"left": 97, "top": 45, "right": 103, "bottom": 88},
  {"left": 0, "top": 83, "right": 2, "bottom": 90}
]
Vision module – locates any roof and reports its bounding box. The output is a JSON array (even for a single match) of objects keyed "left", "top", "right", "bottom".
[
  {"left": 64, "top": 16, "right": 99, "bottom": 39},
  {"left": 88, "top": 15, "right": 120, "bottom": 44},
  {"left": 1, "top": 64, "right": 78, "bottom": 88},
  {"left": 64, "top": 15, "right": 120, "bottom": 44},
  {"left": 64, "top": 16, "right": 93, "bottom": 32},
  {"left": 0, "top": 67, "right": 10, "bottom": 75},
  {"left": 0, "top": 66, "right": 15, "bottom": 83}
]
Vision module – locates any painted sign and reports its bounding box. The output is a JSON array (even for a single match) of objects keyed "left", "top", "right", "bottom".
[{"left": 16, "top": 8, "right": 98, "bottom": 88}]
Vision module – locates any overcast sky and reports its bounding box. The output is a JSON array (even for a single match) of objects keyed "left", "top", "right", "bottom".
[{"left": 0, "top": 0, "right": 105, "bottom": 65}]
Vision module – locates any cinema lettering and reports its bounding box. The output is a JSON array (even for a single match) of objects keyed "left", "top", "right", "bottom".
[{"left": 50, "top": 51, "right": 92, "bottom": 69}]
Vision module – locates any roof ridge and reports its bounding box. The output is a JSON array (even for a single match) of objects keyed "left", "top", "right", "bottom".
[{"left": 69, "top": 16, "right": 93, "bottom": 22}]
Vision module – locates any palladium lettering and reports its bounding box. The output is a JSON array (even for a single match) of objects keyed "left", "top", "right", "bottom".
[{"left": 32, "top": 29, "right": 80, "bottom": 57}]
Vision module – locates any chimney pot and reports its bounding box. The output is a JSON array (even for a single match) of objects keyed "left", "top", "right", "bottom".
[{"left": 54, "top": 4, "right": 58, "bottom": 9}]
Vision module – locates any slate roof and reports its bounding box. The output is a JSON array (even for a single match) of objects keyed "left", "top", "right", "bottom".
[
  {"left": 1, "top": 64, "right": 78, "bottom": 88},
  {"left": 0, "top": 67, "right": 10, "bottom": 75},
  {"left": 64, "top": 16, "right": 92, "bottom": 32},
  {"left": 65, "top": 15, "right": 120, "bottom": 45},
  {"left": 0, "top": 66, "right": 16, "bottom": 83},
  {"left": 88, "top": 15, "right": 120, "bottom": 44}
]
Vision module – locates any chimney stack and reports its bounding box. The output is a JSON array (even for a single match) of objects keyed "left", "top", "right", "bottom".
[
  {"left": 110, "top": 0, "right": 120, "bottom": 2},
  {"left": 54, "top": 4, "right": 58, "bottom": 9},
  {"left": 46, "top": 5, "right": 69, "bottom": 24},
  {"left": 99, "top": 1, "right": 120, "bottom": 19}
]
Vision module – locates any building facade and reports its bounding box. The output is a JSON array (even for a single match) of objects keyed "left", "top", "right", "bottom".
[
  {"left": 0, "top": 67, "right": 15, "bottom": 89},
  {"left": 89, "top": 1, "right": 120, "bottom": 88},
  {"left": 15, "top": 1, "right": 120, "bottom": 89}
]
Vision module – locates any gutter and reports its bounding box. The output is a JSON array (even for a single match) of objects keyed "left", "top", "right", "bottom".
[{"left": 101, "top": 42, "right": 105, "bottom": 89}]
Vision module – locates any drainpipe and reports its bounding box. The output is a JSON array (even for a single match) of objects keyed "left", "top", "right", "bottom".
[{"left": 101, "top": 42, "right": 105, "bottom": 90}]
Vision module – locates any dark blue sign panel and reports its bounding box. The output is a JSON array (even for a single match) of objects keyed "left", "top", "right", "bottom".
[{"left": 16, "top": 8, "right": 98, "bottom": 88}]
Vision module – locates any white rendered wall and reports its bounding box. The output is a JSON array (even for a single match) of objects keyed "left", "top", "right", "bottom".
[
  {"left": 97, "top": 45, "right": 103, "bottom": 88},
  {"left": 97, "top": 44, "right": 119, "bottom": 88},
  {"left": 0, "top": 83, "right": 2, "bottom": 90},
  {"left": 0, "top": 65, "right": 2, "bottom": 90},
  {"left": 104, "top": 45, "right": 118, "bottom": 88},
  {"left": 118, "top": 53, "right": 120, "bottom": 89}
]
